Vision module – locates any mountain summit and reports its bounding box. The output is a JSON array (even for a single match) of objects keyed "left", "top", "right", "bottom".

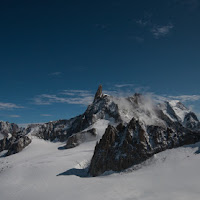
[
  {"left": 93, "top": 85, "right": 103, "bottom": 102},
  {"left": 0, "top": 85, "right": 200, "bottom": 174}
]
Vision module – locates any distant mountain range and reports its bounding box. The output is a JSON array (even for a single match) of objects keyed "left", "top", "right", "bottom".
[{"left": 1, "top": 85, "right": 200, "bottom": 176}]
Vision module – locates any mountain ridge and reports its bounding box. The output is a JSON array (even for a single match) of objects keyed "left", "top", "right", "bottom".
[{"left": 0, "top": 85, "right": 200, "bottom": 161}]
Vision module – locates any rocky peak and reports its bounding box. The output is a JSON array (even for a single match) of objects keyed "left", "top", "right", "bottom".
[
  {"left": 0, "top": 121, "right": 20, "bottom": 138},
  {"left": 0, "top": 121, "right": 31, "bottom": 156},
  {"left": 89, "top": 115, "right": 200, "bottom": 176},
  {"left": 93, "top": 85, "right": 103, "bottom": 102}
]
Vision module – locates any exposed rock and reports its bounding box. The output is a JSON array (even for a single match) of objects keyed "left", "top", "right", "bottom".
[
  {"left": 66, "top": 128, "right": 97, "bottom": 149},
  {"left": 0, "top": 121, "right": 20, "bottom": 139},
  {"left": 89, "top": 117, "right": 200, "bottom": 176},
  {"left": 0, "top": 137, "right": 9, "bottom": 152},
  {"left": 183, "top": 112, "right": 199, "bottom": 130},
  {"left": 6, "top": 134, "right": 31, "bottom": 156},
  {"left": 0, "top": 121, "right": 32, "bottom": 156},
  {"left": 94, "top": 85, "right": 103, "bottom": 102},
  {"left": 28, "top": 120, "right": 70, "bottom": 142}
]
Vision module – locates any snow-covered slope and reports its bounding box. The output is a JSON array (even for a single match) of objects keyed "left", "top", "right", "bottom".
[
  {"left": 0, "top": 136, "right": 200, "bottom": 200},
  {"left": 169, "top": 100, "right": 190, "bottom": 122}
]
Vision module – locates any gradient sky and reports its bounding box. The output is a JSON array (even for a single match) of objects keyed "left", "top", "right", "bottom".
[{"left": 0, "top": 0, "right": 200, "bottom": 125}]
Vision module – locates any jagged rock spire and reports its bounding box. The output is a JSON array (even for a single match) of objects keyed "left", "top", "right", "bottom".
[{"left": 93, "top": 85, "right": 103, "bottom": 102}]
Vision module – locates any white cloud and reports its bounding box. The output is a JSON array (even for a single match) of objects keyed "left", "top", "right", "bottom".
[
  {"left": 151, "top": 24, "right": 174, "bottom": 38},
  {"left": 33, "top": 90, "right": 93, "bottom": 106},
  {"left": 61, "top": 90, "right": 92, "bottom": 97},
  {"left": 9, "top": 115, "right": 20, "bottom": 118},
  {"left": 114, "top": 84, "right": 135, "bottom": 88},
  {"left": 136, "top": 19, "right": 150, "bottom": 27},
  {"left": 40, "top": 114, "right": 52, "bottom": 117},
  {"left": 0, "top": 102, "right": 24, "bottom": 110},
  {"left": 136, "top": 14, "right": 174, "bottom": 39}
]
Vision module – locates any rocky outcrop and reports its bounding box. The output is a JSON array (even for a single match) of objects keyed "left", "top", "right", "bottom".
[
  {"left": 0, "top": 121, "right": 32, "bottom": 156},
  {"left": 94, "top": 85, "right": 103, "bottom": 102},
  {"left": 28, "top": 120, "right": 70, "bottom": 142},
  {"left": 6, "top": 134, "right": 31, "bottom": 156},
  {"left": 0, "top": 121, "right": 20, "bottom": 152},
  {"left": 183, "top": 112, "right": 200, "bottom": 130},
  {"left": 0, "top": 134, "right": 31, "bottom": 156},
  {"left": 0, "top": 121, "right": 20, "bottom": 138},
  {"left": 89, "top": 117, "right": 200, "bottom": 176},
  {"left": 66, "top": 128, "right": 97, "bottom": 149}
]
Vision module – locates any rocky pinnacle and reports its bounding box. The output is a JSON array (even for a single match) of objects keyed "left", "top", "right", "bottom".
[{"left": 93, "top": 85, "right": 103, "bottom": 102}]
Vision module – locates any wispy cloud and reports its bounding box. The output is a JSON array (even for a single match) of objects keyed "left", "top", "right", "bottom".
[
  {"left": 95, "top": 23, "right": 109, "bottom": 31},
  {"left": 0, "top": 102, "right": 24, "bottom": 110},
  {"left": 9, "top": 115, "right": 20, "bottom": 118},
  {"left": 114, "top": 84, "right": 135, "bottom": 88},
  {"left": 132, "top": 36, "right": 144, "bottom": 43},
  {"left": 61, "top": 90, "right": 92, "bottom": 97},
  {"left": 104, "top": 84, "right": 150, "bottom": 97},
  {"left": 151, "top": 24, "right": 174, "bottom": 39},
  {"left": 49, "top": 72, "right": 62, "bottom": 76},
  {"left": 136, "top": 14, "right": 174, "bottom": 39},
  {"left": 135, "top": 12, "right": 152, "bottom": 27},
  {"left": 33, "top": 90, "right": 94, "bottom": 106},
  {"left": 136, "top": 19, "right": 150, "bottom": 27},
  {"left": 40, "top": 114, "right": 52, "bottom": 117}
]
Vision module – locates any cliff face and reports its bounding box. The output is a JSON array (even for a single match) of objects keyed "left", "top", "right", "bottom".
[
  {"left": 89, "top": 117, "right": 200, "bottom": 176},
  {"left": 0, "top": 121, "right": 31, "bottom": 156}
]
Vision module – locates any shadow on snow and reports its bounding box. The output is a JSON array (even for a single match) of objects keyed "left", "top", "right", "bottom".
[{"left": 57, "top": 167, "right": 89, "bottom": 178}]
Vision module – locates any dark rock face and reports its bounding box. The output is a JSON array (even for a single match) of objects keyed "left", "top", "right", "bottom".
[
  {"left": 0, "top": 137, "right": 10, "bottom": 152},
  {"left": 183, "top": 112, "right": 200, "bottom": 130},
  {"left": 0, "top": 121, "right": 32, "bottom": 156},
  {"left": 0, "top": 121, "right": 20, "bottom": 138},
  {"left": 94, "top": 85, "right": 103, "bottom": 102},
  {"left": 89, "top": 117, "right": 200, "bottom": 176},
  {"left": 6, "top": 134, "right": 31, "bottom": 156},
  {"left": 0, "top": 121, "right": 20, "bottom": 152},
  {"left": 29, "top": 120, "right": 70, "bottom": 142}
]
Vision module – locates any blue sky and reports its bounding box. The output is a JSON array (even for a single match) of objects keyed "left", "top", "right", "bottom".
[{"left": 0, "top": 0, "right": 200, "bottom": 124}]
